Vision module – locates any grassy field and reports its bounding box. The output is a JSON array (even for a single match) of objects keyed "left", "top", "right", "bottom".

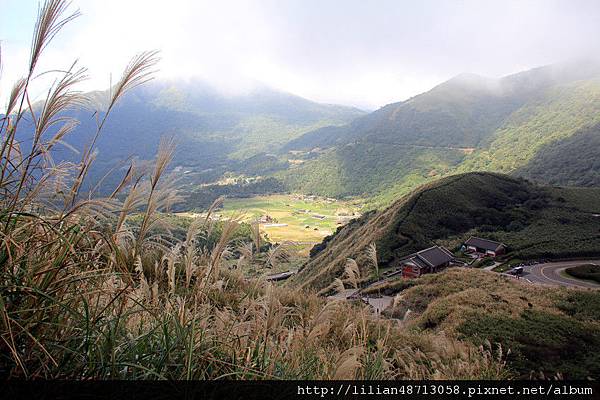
[
  {"left": 381, "top": 268, "right": 600, "bottom": 379},
  {"left": 218, "top": 194, "right": 362, "bottom": 248}
]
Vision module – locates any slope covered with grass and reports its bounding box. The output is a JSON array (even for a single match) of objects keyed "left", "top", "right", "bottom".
[
  {"left": 516, "top": 123, "right": 600, "bottom": 186},
  {"left": 565, "top": 264, "right": 600, "bottom": 284},
  {"left": 460, "top": 78, "right": 600, "bottom": 174},
  {"left": 290, "top": 172, "right": 600, "bottom": 291},
  {"left": 279, "top": 144, "right": 467, "bottom": 198},
  {"left": 281, "top": 63, "right": 600, "bottom": 201},
  {"left": 384, "top": 268, "right": 600, "bottom": 379}
]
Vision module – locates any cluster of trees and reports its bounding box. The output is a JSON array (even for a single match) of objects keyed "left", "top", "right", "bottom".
[
  {"left": 565, "top": 265, "right": 600, "bottom": 283},
  {"left": 518, "top": 123, "right": 600, "bottom": 187}
]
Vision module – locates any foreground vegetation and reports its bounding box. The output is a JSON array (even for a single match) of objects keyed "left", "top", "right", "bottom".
[
  {"left": 0, "top": 1, "right": 508, "bottom": 380},
  {"left": 381, "top": 269, "right": 600, "bottom": 379}
]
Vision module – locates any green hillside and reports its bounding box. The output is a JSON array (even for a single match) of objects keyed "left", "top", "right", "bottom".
[
  {"left": 384, "top": 269, "right": 600, "bottom": 379},
  {"left": 289, "top": 172, "right": 600, "bottom": 291},
  {"left": 280, "top": 63, "right": 600, "bottom": 202},
  {"left": 516, "top": 123, "right": 600, "bottom": 186},
  {"left": 278, "top": 144, "right": 467, "bottom": 197},
  {"left": 24, "top": 80, "right": 364, "bottom": 191},
  {"left": 459, "top": 78, "right": 600, "bottom": 174},
  {"left": 285, "top": 73, "right": 522, "bottom": 150}
]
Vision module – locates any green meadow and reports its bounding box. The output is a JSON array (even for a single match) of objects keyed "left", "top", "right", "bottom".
[{"left": 219, "top": 194, "right": 362, "bottom": 248}]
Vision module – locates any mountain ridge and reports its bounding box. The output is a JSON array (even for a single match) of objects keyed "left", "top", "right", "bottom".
[
  {"left": 15, "top": 78, "right": 365, "bottom": 191},
  {"left": 14, "top": 61, "right": 600, "bottom": 205},
  {"left": 280, "top": 61, "right": 600, "bottom": 202}
]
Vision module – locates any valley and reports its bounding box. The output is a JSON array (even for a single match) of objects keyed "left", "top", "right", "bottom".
[
  {"left": 177, "top": 193, "right": 362, "bottom": 254},
  {"left": 29, "top": 68, "right": 600, "bottom": 381},
  {"left": 220, "top": 194, "right": 362, "bottom": 245},
  {"left": 20, "top": 61, "right": 600, "bottom": 212}
]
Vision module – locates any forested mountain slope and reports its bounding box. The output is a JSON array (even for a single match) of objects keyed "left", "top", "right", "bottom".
[
  {"left": 15, "top": 79, "right": 364, "bottom": 189},
  {"left": 281, "top": 62, "right": 600, "bottom": 201},
  {"left": 515, "top": 122, "right": 600, "bottom": 186},
  {"left": 289, "top": 172, "right": 600, "bottom": 291}
]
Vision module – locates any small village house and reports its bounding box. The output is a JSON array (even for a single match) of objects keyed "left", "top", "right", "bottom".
[
  {"left": 464, "top": 236, "right": 506, "bottom": 257},
  {"left": 400, "top": 246, "right": 455, "bottom": 278}
]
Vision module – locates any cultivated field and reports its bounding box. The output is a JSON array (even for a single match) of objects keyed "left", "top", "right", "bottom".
[{"left": 219, "top": 194, "right": 362, "bottom": 246}]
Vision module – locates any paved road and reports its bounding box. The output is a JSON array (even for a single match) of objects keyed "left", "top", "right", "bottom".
[{"left": 521, "top": 260, "right": 600, "bottom": 289}]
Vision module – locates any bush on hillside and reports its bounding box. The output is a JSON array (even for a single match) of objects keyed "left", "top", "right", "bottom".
[{"left": 565, "top": 264, "right": 600, "bottom": 284}]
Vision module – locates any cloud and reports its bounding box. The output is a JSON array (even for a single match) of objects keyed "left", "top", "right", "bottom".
[{"left": 2, "top": 0, "right": 600, "bottom": 109}]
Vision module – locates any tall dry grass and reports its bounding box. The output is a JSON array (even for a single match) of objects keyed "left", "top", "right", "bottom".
[{"left": 0, "top": 0, "right": 508, "bottom": 379}]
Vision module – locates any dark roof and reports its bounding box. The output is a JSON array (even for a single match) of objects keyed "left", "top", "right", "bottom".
[
  {"left": 464, "top": 237, "right": 505, "bottom": 252},
  {"left": 416, "top": 246, "right": 454, "bottom": 268},
  {"left": 400, "top": 245, "right": 454, "bottom": 269},
  {"left": 405, "top": 256, "right": 430, "bottom": 269}
]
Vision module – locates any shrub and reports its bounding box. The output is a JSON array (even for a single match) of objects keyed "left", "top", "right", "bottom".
[
  {"left": 458, "top": 310, "right": 600, "bottom": 379},
  {"left": 556, "top": 291, "right": 600, "bottom": 321},
  {"left": 565, "top": 264, "right": 600, "bottom": 284}
]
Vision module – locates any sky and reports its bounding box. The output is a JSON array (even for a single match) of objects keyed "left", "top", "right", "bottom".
[{"left": 1, "top": 0, "right": 600, "bottom": 110}]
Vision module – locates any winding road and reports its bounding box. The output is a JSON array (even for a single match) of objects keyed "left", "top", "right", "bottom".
[{"left": 521, "top": 260, "right": 600, "bottom": 289}]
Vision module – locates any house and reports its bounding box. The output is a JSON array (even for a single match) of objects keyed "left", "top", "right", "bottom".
[
  {"left": 464, "top": 236, "right": 506, "bottom": 257},
  {"left": 400, "top": 246, "right": 455, "bottom": 278}
]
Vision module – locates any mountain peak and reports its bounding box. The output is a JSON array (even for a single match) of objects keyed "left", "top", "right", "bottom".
[
  {"left": 449, "top": 72, "right": 489, "bottom": 82},
  {"left": 437, "top": 72, "right": 498, "bottom": 91}
]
